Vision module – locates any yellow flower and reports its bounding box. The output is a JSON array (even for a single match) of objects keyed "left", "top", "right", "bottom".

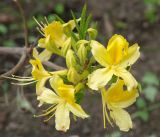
[
  {"left": 101, "top": 80, "right": 139, "bottom": 131},
  {"left": 29, "top": 48, "right": 67, "bottom": 98},
  {"left": 30, "top": 61, "right": 67, "bottom": 108},
  {"left": 88, "top": 34, "right": 140, "bottom": 91},
  {"left": 36, "top": 18, "right": 79, "bottom": 57},
  {"left": 37, "top": 75, "right": 89, "bottom": 132}
]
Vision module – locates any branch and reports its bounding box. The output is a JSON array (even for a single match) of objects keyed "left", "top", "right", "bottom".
[
  {"left": 0, "top": 47, "right": 66, "bottom": 71},
  {"left": 43, "top": 61, "right": 65, "bottom": 70},
  {"left": 0, "top": 47, "right": 26, "bottom": 55},
  {"left": 0, "top": 50, "right": 27, "bottom": 79}
]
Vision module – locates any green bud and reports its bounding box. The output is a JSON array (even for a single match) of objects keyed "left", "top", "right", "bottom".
[
  {"left": 66, "top": 49, "right": 77, "bottom": 68},
  {"left": 77, "top": 44, "right": 87, "bottom": 65},
  {"left": 67, "top": 67, "right": 81, "bottom": 84},
  {"left": 87, "top": 28, "right": 97, "bottom": 40},
  {"left": 61, "top": 37, "right": 71, "bottom": 56}
]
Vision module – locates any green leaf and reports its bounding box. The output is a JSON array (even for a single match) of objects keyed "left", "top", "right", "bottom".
[
  {"left": 108, "top": 75, "right": 118, "bottom": 85},
  {"left": 80, "top": 4, "right": 87, "bottom": 39},
  {"left": 54, "top": 3, "right": 64, "bottom": 15},
  {"left": 0, "top": 24, "right": 7, "bottom": 34},
  {"left": 136, "top": 98, "right": 147, "bottom": 109},
  {"left": 71, "top": 10, "right": 80, "bottom": 33},
  {"left": 75, "top": 89, "right": 85, "bottom": 104},
  {"left": 84, "top": 14, "right": 92, "bottom": 37},
  {"left": 144, "top": 86, "right": 158, "bottom": 102},
  {"left": 142, "top": 72, "right": 159, "bottom": 86}
]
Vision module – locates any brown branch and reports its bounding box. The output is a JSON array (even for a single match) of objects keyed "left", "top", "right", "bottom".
[
  {"left": 0, "top": 50, "right": 27, "bottom": 79},
  {"left": 43, "top": 61, "right": 65, "bottom": 70},
  {"left": 0, "top": 47, "right": 66, "bottom": 71},
  {"left": 0, "top": 47, "right": 26, "bottom": 55}
]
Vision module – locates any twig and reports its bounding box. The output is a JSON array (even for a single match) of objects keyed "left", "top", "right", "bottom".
[
  {"left": 0, "top": 47, "right": 66, "bottom": 71},
  {"left": 0, "top": 50, "right": 27, "bottom": 79},
  {"left": 43, "top": 61, "right": 65, "bottom": 70},
  {"left": 0, "top": 47, "right": 26, "bottom": 55},
  {"left": 13, "top": 0, "right": 29, "bottom": 48}
]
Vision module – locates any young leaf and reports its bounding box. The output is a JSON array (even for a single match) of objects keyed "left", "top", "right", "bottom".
[{"left": 71, "top": 10, "right": 80, "bottom": 33}]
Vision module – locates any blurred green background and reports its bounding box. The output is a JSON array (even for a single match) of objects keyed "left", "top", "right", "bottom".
[{"left": 0, "top": 0, "right": 160, "bottom": 137}]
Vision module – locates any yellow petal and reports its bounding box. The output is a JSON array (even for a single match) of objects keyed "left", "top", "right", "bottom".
[
  {"left": 38, "top": 38, "right": 45, "bottom": 48},
  {"left": 106, "top": 80, "right": 139, "bottom": 108},
  {"left": 63, "top": 18, "right": 80, "bottom": 33},
  {"left": 49, "top": 76, "right": 64, "bottom": 95},
  {"left": 119, "top": 43, "right": 140, "bottom": 68},
  {"left": 38, "top": 49, "right": 52, "bottom": 61},
  {"left": 110, "top": 108, "right": 132, "bottom": 132},
  {"left": 30, "top": 59, "right": 50, "bottom": 80},
  {"left": 58, "top": 85, "right": 75, "bottom": 103},
  {"left": 36, "top": 78, "right": 48, "bottom": 95},
  {"left": 106, "top": 34, "right": 129, "bottom": 65},
  {"left": 50, "top": 76, "right": 75, "bottom": 103},
  {"left": 114, "top": 68, "right": 137, "bottom": 91},
  {"left": 90, "top": 40, "right": 109, "bottom": 67},
  {"left": 67, "top": 103, "right": 89, "bottom": 118},
  {"left": 87, "top": 68, "right": 113, "bottom": 90},
  {"left": 55, "top": 103, "right": 70, "bottom": 132},
  {"left": 44, "top": 35, "right": 60, "bottom": 54},
  {"left": 37, "top": 87, "right": 60, "bottom": 104},
  {"left": 44, "top": 21, "right": 63, "bottom": 37},
  {"left": 32, "top": 48, "right": 52, "bottom": 62}
]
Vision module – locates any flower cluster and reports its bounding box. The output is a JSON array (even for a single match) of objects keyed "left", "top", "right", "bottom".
[{"left": 10, "top": 7, "right": 140, "bottom": 132}]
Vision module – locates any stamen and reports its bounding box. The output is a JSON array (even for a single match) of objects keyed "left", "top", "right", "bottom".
[
  {"left": 12, "top": 75, "right": 32, "bottom": 79},
  {"left": 44, "top": 112, "right": 56, "bottom": 122},
  {"left": 11, "top": 80, "right": 37, "bottom": 85},
  {"left": 33, "top": 17, "right": 43, "bottom": 29},
  {"left": 101, "top": 89, "right": 113, "bottom": 128},
  {"left": 101, "top": 90, "right": 106, "bottom": 128},
  {"left": 36, "top": 27, "right": 45, "bottom": 37},
  {"left": 40, "top": 21, "right": 46, "bottom": 27},
  {"left": 2, "top": 75, "right": 34, "bottom": 82},
  {"left": 44, "top": 16, "right": 49, "bottom": 25},
  {"left": 43, "top": 104, "right": 57, "bottom": 112},
  {"left": 34, "top": 106, "right": 57, "bottom": 117}
]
